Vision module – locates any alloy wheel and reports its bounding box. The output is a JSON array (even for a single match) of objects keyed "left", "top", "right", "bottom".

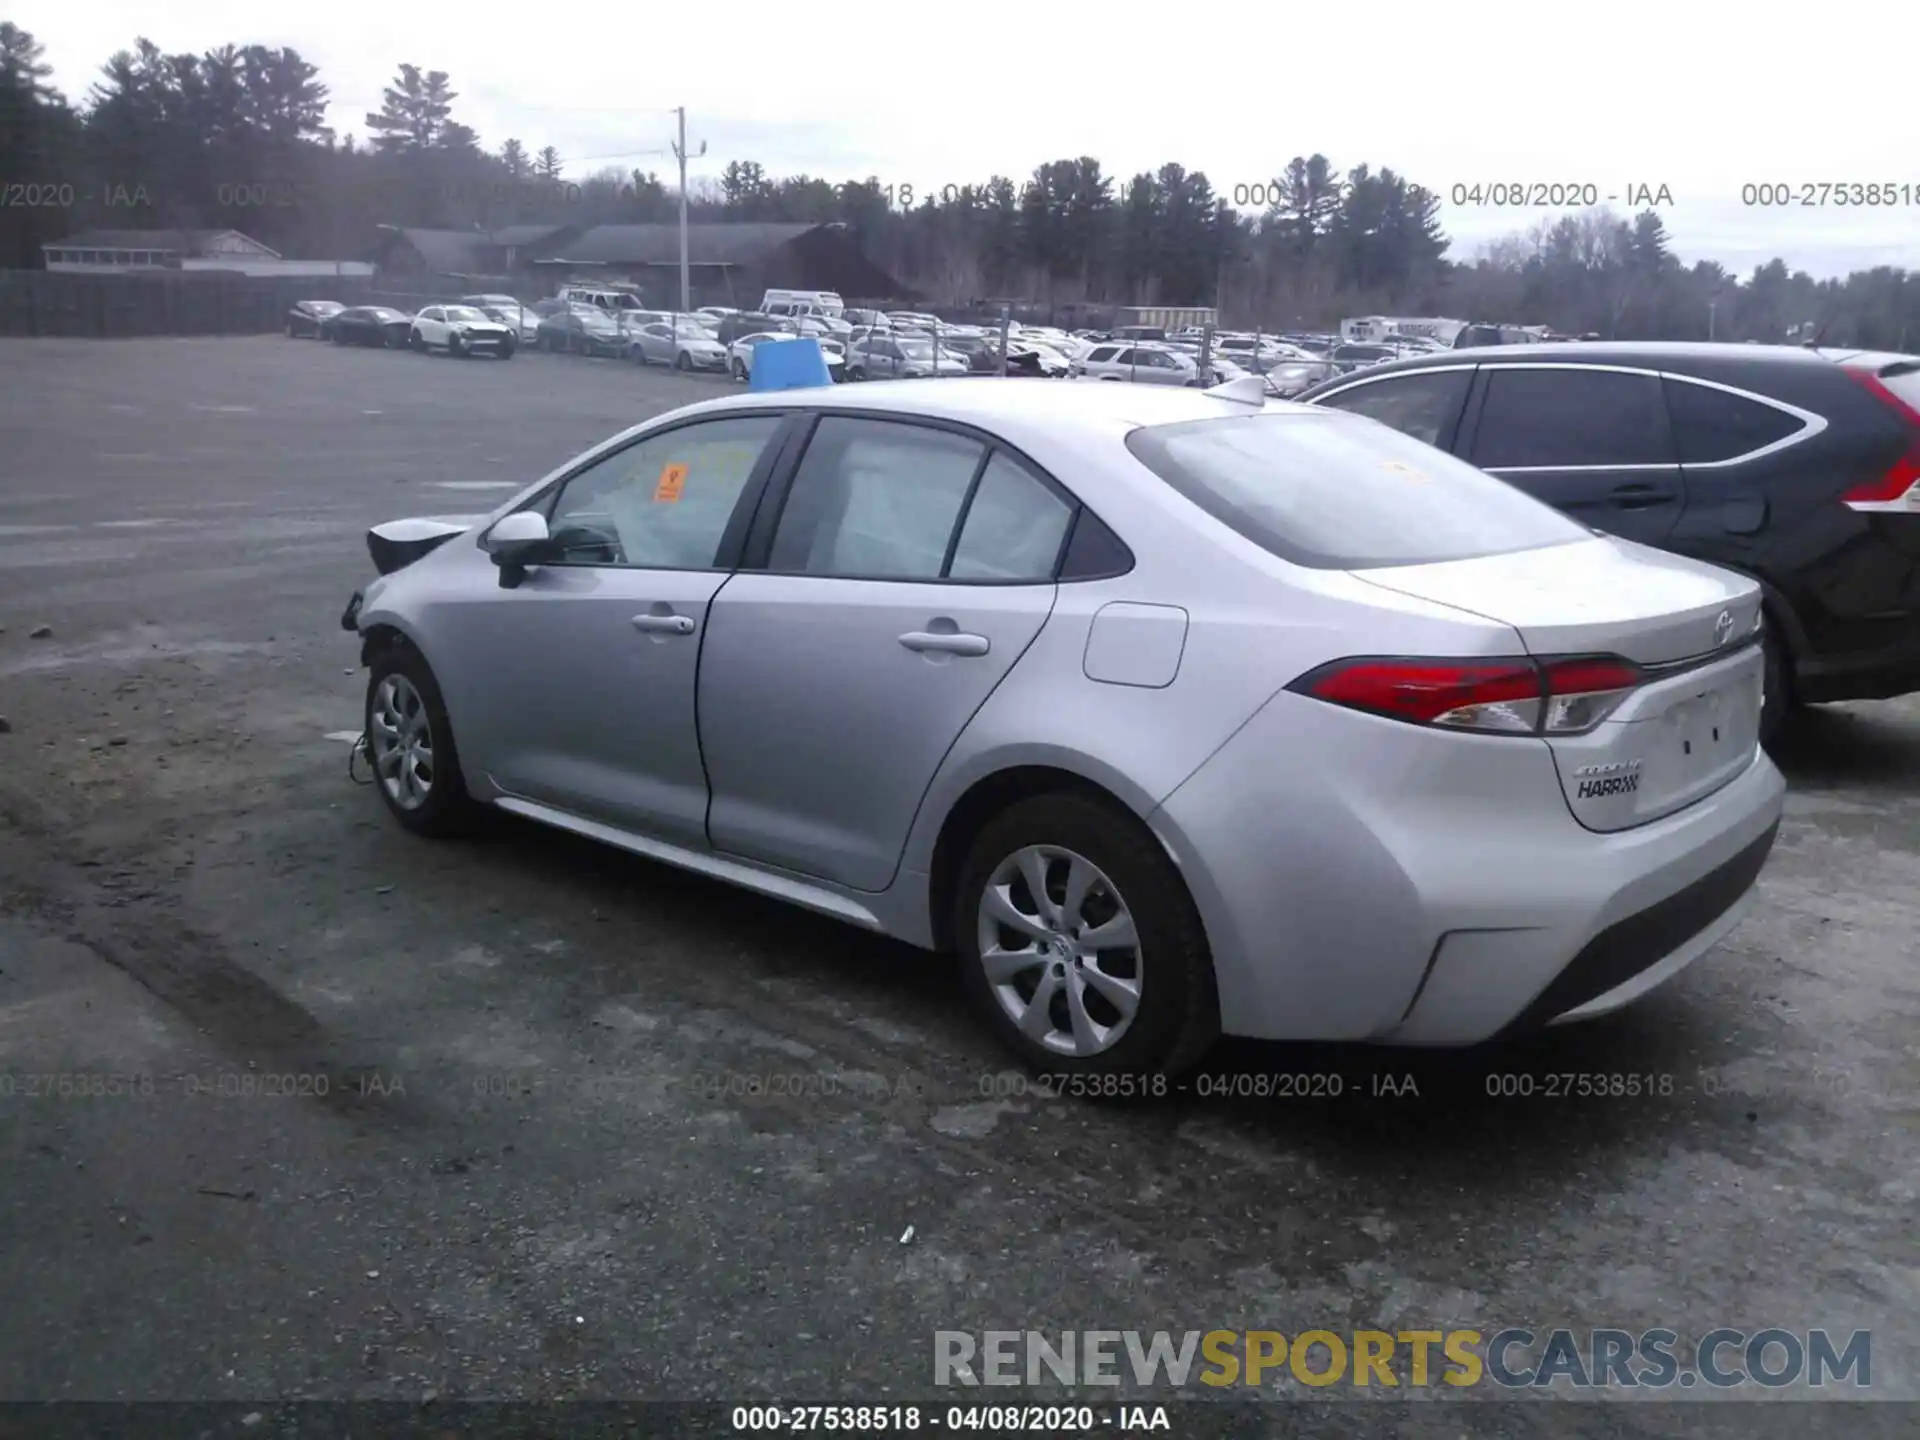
[
  {"left": 976, "top": 845, "right": 1141, "bottom": 1057},
  {"left": 369, "top": 673, "right": 435, "bottom": 811}
]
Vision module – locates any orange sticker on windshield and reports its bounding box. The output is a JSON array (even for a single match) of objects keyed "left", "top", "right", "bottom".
[{"left": 654, "top": 462, "right": 688, "bottom": 502}]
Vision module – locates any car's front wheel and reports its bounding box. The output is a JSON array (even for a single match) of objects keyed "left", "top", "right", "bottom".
[
  {"left": 365, "top": 644, "right": 477, "bottom": 838},
  {"left": 847, "top": 366, "right": 866, "bottom": 382},
  {"left": 408, "top": 329, "right": 427, "bottom": 352},
  {"left": 447, "top": 333, "right": 466, "bottom": 357},
  {"left": 674, "top": 351, "right": 691, "bottom": 371},
  {"left": 731, "top": 357, "right": 748, "bottom": 380},
  {"left": 955, "top": 792, "right": 1218, "bottom": 1081}
]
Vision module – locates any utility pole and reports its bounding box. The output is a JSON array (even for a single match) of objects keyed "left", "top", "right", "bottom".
[{"left": 670, "top": 107, "right": 707, "bottom": 315}]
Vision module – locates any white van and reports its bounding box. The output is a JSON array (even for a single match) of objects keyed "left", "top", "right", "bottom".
[
  {"left": 760, "top": 289, "right": 845, "bottom": 318},
  {"left": 558, "top": 284, "right": 646, "bottom": 313}
]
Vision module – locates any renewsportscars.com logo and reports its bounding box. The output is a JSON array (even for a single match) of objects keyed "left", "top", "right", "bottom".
[{"left": 934, "top": 1328, "right": 1873, "bottom": 1391}]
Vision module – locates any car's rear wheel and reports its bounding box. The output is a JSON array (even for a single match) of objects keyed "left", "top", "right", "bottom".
[
  {"left": 365, "top": 645, "right": 477, "bottom": 838},
  {"left": 955, "top": 793, "right": 1218, "bottom": 1081},
  {"left": 847, "top": 366, "right": 865, "bottom": 382}
]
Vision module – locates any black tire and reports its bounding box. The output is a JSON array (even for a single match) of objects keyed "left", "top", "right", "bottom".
[
  {"left": 499, "top": 339, "right": 515, "bottom": 359},
  {"left": 847, "top": 366, "right": 866, "bottom": 382},
  {"left": 448, "top": 333, "right": 466, "bottom": 358},
  {"left": 408, "top": 330, "right": 426, "bottom": 353},
  {"left": 674, "top": 351, "right": 691, "bottom": 371},
  {"left": 954, "top": 792, "right": 1219, "bottom": 1081},
  {"left": 731, "top": 358, "right": 748, "bottom": 381},
  {"left": 287, "top": 320, "right": 298, "bottom": 338},
  {"left": 364, "top": 643, "right": 478, "bottom": 838},
  {"left": 1760, "top": 623, "right": 1791, "bottom": 748}
]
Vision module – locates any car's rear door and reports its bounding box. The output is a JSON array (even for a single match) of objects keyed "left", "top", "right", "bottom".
[
  {"left": 1456, "top": 363, "right": 1687, "bottom": 546},
  {"left": 698, "top": 414, "right": 1075, "bottom": 891}
]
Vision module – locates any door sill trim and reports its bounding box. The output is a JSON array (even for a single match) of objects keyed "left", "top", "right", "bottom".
[{"left": 491, "top": 795, "right": 884, "bottom": 931}]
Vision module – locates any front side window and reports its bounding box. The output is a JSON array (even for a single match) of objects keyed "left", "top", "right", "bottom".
[
  {"left": 1126, "top": 411, "right": 1589, "bottom": 570},
  {"left": 1470, "top": 369, "right": 1675, "bottom": 468},
  {"left": 1314, "top": 369, "right": 1473, "bottom": 448},
  {"left": 768, "top": 418, "right": 986, "bottom": 580},
  {"left": 542, "top": 416, "right": 783, "bottom": 569}
]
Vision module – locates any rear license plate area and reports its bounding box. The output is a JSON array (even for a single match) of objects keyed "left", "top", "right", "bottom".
[{"left": 1654, "top": 669, "right": 1758, "bottom": 777}]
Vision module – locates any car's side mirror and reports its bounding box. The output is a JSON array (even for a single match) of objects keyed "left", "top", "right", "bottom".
[{"left": 484, "top": 510, "right": 553, "bottom": 588}]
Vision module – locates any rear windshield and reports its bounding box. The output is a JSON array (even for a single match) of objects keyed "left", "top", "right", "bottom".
[{"left": 1124, "top": 412, "right": 1590, "bottom": 570}]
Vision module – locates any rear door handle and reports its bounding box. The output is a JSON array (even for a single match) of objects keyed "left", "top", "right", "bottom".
[
  {"left": 632, "top": 613, "right": 696, "bottom": 635},
  {"left": 899, "top": 630, "right": 989, "bottom": 657},
  {"left": 1608, "top": 484, "right": 1673, "bottom": 510}
]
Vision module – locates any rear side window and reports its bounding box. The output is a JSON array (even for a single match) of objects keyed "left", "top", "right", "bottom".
[
  {"left": 1089, "top": 347, "right": 1119, "bottom": 363},
  {"left": 1662, "top": 377, "right": 1804, "bottom": 463},
  {"left": 947, "top": 452, "right": 1073, "bottom": 581},
  {"left": 1314, "top": 370, "right": 1472, "bottom": 448},
  {"left": 1126, "top": 412, "right": 1589, "bottom": 570},
  {"left": 1470, "top": 369, "right": 1675, "bottom": 468}
]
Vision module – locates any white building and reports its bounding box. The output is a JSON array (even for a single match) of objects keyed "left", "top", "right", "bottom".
[{"left": 42, "top": 229, "right": 371, "bottom": 278}]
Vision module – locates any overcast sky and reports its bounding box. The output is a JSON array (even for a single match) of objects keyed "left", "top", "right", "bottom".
[{"left": 16, "top": 1, "right": 1917, "bottom": 279}]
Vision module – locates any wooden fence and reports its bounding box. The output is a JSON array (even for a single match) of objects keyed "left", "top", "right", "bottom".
[{"left": 0, "top": 270, "right": 377, "bottom": 338}]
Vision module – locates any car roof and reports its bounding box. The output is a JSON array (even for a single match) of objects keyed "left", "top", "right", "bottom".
[{"left": 662, "top": 375, "right": 1298, "bottom": 438}]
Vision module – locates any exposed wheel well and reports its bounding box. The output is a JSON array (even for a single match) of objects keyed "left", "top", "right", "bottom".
[
  {"left": 359, "top": 623, "right": 412, "bottom": 670},
  {"left": 926, "top": 766, "right": 1142, "bottom": 953}
]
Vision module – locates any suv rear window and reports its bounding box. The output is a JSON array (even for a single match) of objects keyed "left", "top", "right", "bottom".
[
  {"left": 1662, "top": 377, "right": 1804, "bottom": 463},
  {"left": 1125, "top": 412, "right": 1589, "bottom": 570}
]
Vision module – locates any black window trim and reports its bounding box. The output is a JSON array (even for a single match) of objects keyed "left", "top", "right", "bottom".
[
  {"left": 484, "top": 409, "right": 805, "bottom": 574},
  {"left": 1461, "top": 364, "right": 1679, "bottom": 473},
  {"left": 738, "top": 408, "right": 1132, "bottom": 586}
]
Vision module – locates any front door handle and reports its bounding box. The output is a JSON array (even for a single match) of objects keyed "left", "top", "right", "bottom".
[
  {"left": 632, "top": 612, "right": 696, "bottom": 635},
  {"left": 899, "top": 630, "right": 989, "bottom": 657},
  {"left": 1608, "top": 484, "right": 1672, "bottom": 510}
]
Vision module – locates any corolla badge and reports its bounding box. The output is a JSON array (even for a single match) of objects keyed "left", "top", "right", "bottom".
[{"left": 1713, "top": 609, "right": 1736, "bottom": 646}]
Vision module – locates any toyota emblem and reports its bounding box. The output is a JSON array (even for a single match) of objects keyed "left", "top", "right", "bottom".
[{"left": 1713, "top": 609, "right": 1735, "bottom": 646}]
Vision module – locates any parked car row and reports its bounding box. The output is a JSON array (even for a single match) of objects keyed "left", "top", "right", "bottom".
[{"left": 286, "top": 299, "right": 519, "bottom": 359}]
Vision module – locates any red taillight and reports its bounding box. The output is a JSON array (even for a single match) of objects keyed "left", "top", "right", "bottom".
[
  {"left": 1291, "top": 655, "right": 1643, "bottom": 736},
  {"left": 1841, "top": 368, "right": 1920, "bottom": 512}
]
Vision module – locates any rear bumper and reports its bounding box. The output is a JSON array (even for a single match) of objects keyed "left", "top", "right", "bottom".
[{"left": 1150, "top": 690, "right": 1787, "bottom": 1046}]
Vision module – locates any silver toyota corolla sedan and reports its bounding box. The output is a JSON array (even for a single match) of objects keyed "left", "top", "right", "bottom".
[{"left": 342, "top": 379, "right": 1786, "bottom": 1076}]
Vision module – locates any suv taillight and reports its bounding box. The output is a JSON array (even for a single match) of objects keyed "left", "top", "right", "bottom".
[
  {"left": 1288, "top": 655, "right": 1644, "bottom": 736},
  {"left": 1841, "top": 367, "right": 1920, "bottom": 512}
]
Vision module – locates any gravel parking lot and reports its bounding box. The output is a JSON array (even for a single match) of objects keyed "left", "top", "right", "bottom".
[{"left": 0, "top": 338, "right": 1914, "bottom": 1433}]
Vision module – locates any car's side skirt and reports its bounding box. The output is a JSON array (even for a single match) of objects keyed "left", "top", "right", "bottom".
[{"left": 490, "top": 793, "right": 885, "bottom": 932}]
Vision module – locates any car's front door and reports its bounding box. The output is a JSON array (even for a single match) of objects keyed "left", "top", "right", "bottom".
[
  {"left": 1457, "top": 364, "right": 1686, "bottom": 545},
  {"left": 439, "top": 413, "right": 789, "bottom": 846},
  {"left": 698, "top": 415, "right": 1075, "bottom": 891},
  {"left": 415, "top": 307, "right": 445, "bottom": 346}
]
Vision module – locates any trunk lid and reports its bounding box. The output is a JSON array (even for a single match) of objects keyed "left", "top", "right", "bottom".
[{"left": 1352, "top": 536, "right": 1766, "bottom": 831}]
